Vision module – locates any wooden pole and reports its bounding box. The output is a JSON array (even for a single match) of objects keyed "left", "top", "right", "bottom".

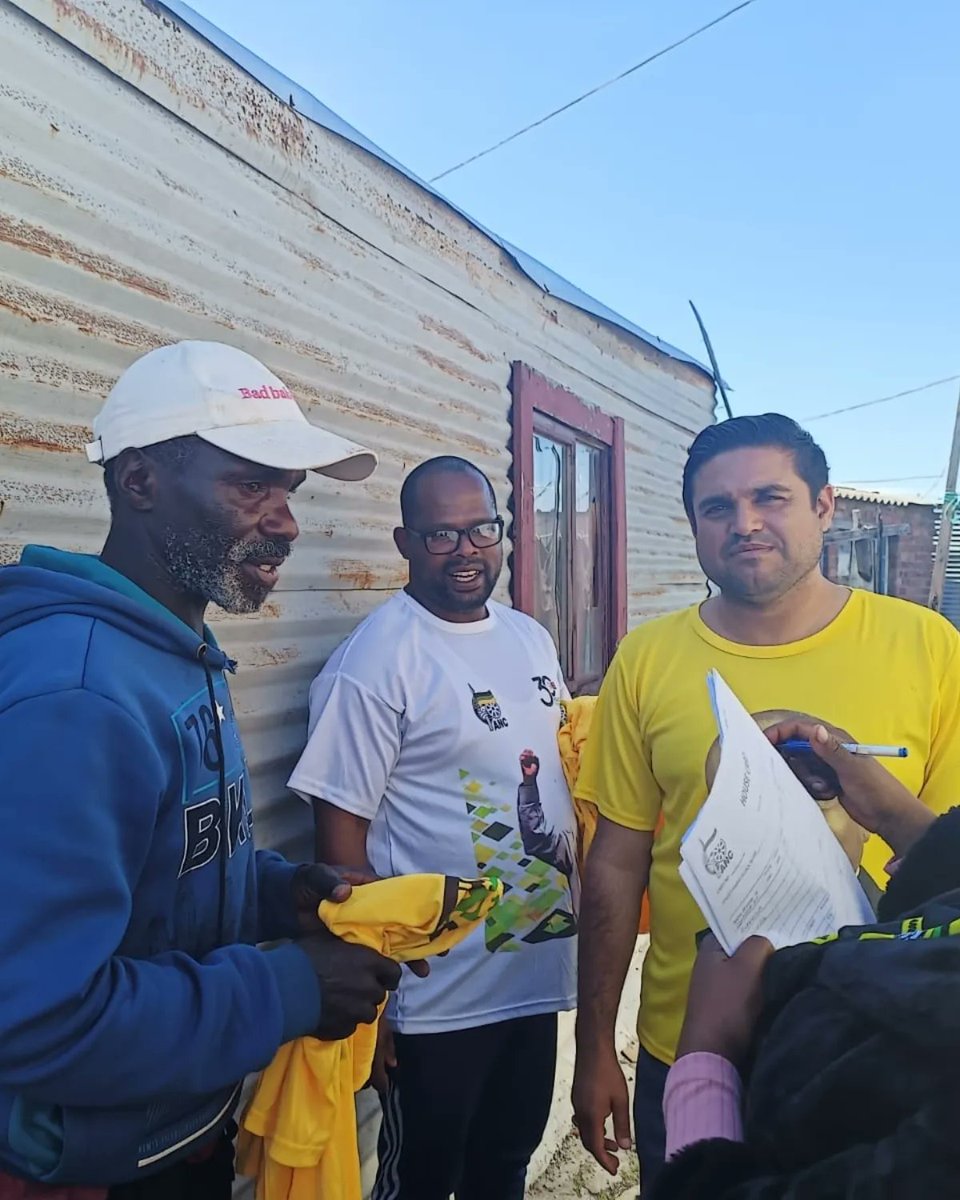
[{"left": 928, "top": 384, "right": 960, "bottom": 612}]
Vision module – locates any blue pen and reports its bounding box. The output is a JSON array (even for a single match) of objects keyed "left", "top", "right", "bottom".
[{"left": 779, "top": 739, "right": 908, "bottom": 759}]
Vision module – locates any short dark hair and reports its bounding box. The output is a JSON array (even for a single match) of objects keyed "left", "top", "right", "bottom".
[
  {"left": 400, "top": 456, "right": 497, "bottom": 526},
  {"left": 103, "top": 435, "right": 201, "bottom": 510},
  {"left": 682, "top": 414, "right": 829, "bottom": 526}
]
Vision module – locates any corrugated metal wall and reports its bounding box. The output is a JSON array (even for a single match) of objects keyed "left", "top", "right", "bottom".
[
  {"left": 933, "top": 506, "right": 960, "bottom": 628},
  {"left": 0, "top": 0, "right": 714, "bottom": 1188}
]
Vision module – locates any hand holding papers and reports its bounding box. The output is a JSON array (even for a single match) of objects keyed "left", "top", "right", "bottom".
[{"left": 679, "top": 672, "right": 875, "bottom": 954}]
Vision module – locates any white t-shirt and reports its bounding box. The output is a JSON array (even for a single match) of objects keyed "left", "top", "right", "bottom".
[{"left": 288, "top": 590, "right": 578, "bottom": 1034}]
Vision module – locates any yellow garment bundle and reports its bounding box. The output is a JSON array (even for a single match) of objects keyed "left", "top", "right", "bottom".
[
  {"left": 237, "top": 875, "right": 501, "bottom": 1200},
  {"left": 558, "top": 695, "right": 653, "bottom": 934},
  {"left": 557, "top": 695, "right": 598, "bottom": 861}
]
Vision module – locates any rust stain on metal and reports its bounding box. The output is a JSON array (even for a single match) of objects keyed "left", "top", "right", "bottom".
[
  {"left": 49, "top": 0, "right": 309, "bottom": 163},
  {"left": 0, "top": 476, "right": 94, "bottom": 509},
  {"left": 51, "top": 0, "right": 148, "bottom": 76},
  {"left": 413, "top": 347, "right": 498, "bottom": 391},
  {"left": 331, "top": 559, "right": 406, "bottom": 590},
  {"left": 277, "top": 237, "right": 341, "bottom": 281},
  {"left": 153, "top": 167, "right": 202, "bottom": 200},
  {"left": 0, "top": 412, "right": 90, "bottom": 454},
  {"left": 0, "top": 215, "right": 173, "bottom": 302},
  {"left": 299, "top": 385, "right": 490, "bottom": 458},
  {"left": 418, "top": 316, "right": 494, "bottom": 363},
  {"left": 237, "top": 93, "right": 308, "bottom": 161},
  {"left": 0, "top": 356, "right": 115, "bottom": 396},
  {"left": 0, "top": 218, "right": 344, "bottom": 370},
  {"left": 630, "top": 584, "right": 667, "bottom": 600},
  {"left": 0, "top": 283, "right": 165, "bottom": 349},
  {"left": 260, "top": 602, "right": 281, "bottom": 620},
  {"left": 246, "top": 645, "right": 301, "bottom": 668},
  {"left": 0, "top": 155, "right": 86, "bottom": 209}
]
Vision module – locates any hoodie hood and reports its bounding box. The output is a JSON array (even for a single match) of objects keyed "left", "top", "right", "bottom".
[{"left": 0, "top": 546, "right": 233, "bottom": 672}]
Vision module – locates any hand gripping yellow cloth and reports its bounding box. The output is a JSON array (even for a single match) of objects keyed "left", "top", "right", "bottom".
[
  {"left": 558, "top": 695, "right": 654, "bottom": 934},
  {"left": 237, "top": 875, "right": 501, "bottom": 1200}
]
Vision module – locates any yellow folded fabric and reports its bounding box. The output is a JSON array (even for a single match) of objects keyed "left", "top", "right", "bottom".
[
  {"left": 558, "top": 695, "right": 653, "bottom": 934},
  {"left": 558, "top": 695, "right": 598, "bottom": 864},
  {"left": 238, "top": 874, "right": 501, "bottom": 1200}
]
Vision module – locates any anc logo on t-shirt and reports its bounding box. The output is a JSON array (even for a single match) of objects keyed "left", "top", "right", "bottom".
[{"left": 469, "top": 684, "right": 509, "bottom": 732}]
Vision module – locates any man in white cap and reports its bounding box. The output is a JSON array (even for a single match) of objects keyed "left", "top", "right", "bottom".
[{"left": 0, "top": 342, "right": 400, "bottom": 1200}]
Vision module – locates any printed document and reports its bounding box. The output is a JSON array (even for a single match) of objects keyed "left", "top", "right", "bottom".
[{"left": 680, "top": 671, "right": 874, "bottom": 954}]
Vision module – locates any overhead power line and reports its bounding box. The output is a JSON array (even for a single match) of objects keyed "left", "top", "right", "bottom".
[
  {"left": 922, "top": 468, "right": 948, "bottom": 502},
  {"left": 429, "top": 0, "right": 763, "bottom": 182},
  {"left": 840, "top": 474, "right": 941, "bottom": 485},
  {"left": 803, "top": 375, "right": 960, "bottom": 423}
]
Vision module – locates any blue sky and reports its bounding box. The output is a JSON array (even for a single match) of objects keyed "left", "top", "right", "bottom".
[{"left": 187, "top": 0, "right": 959, "bottom": 497}]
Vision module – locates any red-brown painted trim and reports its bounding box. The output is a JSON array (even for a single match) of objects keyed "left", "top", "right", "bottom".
[
  {"left": 509, "top": 361, "right": 628, "bottom": 660},
  {"left": 611, "top": 414, "right": 628, "bottom": 644},
  {"left": 512, "top": 363, "right": 616, "bottom": 444},
  {"left": 509, "top": 361, "right": 536, "bottom": 617}
]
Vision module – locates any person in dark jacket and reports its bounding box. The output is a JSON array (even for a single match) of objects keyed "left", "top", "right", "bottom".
[
  {"left": 0, "top": 343, "right": 403, "bottom": 1200},
  {"left": 649, "top": 715, "right": 960, "bottom": 1199}
]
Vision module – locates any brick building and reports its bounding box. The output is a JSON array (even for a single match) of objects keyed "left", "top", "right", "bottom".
[{"left": 824, "top": 487, "right": 936, "bottom": 605}]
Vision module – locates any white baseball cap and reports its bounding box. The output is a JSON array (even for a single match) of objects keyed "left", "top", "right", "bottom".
[{"left": 85, "top": 340, "right": 377, "bottom": 481}]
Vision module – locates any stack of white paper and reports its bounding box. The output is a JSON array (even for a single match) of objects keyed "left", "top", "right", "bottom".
[{"left": 679, "top": 671, "right": 875, "bottom": 955}]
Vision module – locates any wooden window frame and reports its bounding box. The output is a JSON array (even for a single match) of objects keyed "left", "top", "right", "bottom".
[{"left": 510, "top": 362, "right": 627, "bottom": 687}]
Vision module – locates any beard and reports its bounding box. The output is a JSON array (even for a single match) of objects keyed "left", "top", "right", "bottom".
[
  {"left": 708, "top": 538, "right": 822, "bottom": 604},
  {"left": 423, "top": 559, "right": 499, "bottom": 614},
  {"left": 160, "top": 525, "right": 291, "bottom": 614}
]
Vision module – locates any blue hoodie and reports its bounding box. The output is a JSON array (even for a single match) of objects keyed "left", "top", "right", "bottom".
[{"left": 0, "top": 547, "right": 322, "bottom": 1186}]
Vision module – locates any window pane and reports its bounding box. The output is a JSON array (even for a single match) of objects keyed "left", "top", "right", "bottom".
[
  {"left": 574, "top": 442, "right": 603, "bottom": 680},
  {"left": 533, "top": 434, "right": 567, "bottom": 658}
]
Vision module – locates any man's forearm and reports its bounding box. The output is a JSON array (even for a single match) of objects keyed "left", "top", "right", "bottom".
[
  {"left": 313, "top": 798, "right": 373, "bottom": 870},
  {"left": 576, "top": 837, "right": 648, "bottom": 1048}
]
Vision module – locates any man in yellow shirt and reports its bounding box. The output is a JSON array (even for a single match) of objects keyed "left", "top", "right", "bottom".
[{"left": 571, "top": 413, "right": 960, "bottom": 1192}]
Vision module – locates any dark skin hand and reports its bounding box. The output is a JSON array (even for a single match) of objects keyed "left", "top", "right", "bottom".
[
  {"left": 765, "top": 716, "right": 936, "bottom": 857},
  {"left": 296, "top": 930, "right": 402, "bottom": 1042},
  {"left": 520, "top": 750, "right": 540, "bottom": 779},
  {"left": 295, "top": 870, "right": 457, "bottom": 1047},
  {"left": 292, "top": 863, "right": 375, "bottom": 932},
  {"left": 294, "top": 862, "right": 431, "bottom": 975},
  {"left": 572, "top": 819, "right": 652, "bottom": 1176},
  {"left": 678, "top": 715, "right": 939, "bottom": 1071},
  {"left": 676, "top": 934, "right": 774, "bottom": 1070}
]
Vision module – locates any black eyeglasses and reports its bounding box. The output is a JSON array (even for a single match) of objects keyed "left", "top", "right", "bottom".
[{"left": 406, "top": 517, "right": 504, "bottom": 555}]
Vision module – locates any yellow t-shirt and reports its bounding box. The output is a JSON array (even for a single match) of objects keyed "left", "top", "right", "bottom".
[
  {"left": 577, "top": 590, "right": 960, "bottom": 1065},
  {"left": 238, "top": 875, "right": 501, "bottom": 1200}
]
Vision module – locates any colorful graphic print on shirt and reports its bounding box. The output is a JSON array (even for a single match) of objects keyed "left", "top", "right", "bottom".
[{"left": 461, "top": 760, "right": 577, "bottom": 952}]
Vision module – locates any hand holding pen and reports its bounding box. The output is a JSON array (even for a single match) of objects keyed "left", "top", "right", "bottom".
[{"left": 765, "top": 716, "right": 936, "bottom": 858}]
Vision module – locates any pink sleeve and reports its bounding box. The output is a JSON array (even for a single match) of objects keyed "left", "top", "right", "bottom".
[{"left": 663, "top": 1051, "right": 744, "bottom": 1159}]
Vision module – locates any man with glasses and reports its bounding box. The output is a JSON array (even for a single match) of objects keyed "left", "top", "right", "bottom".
[{"left": 289, "top": 455, "right": 578, "bottom": 1200}]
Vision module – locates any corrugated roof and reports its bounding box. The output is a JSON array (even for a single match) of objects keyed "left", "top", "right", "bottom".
[
  {"left": 834, "top": 486, "right": 932, "bottom": 508},
  {"left": 160, "top": 0, "right": 716, "bottom": 385}
]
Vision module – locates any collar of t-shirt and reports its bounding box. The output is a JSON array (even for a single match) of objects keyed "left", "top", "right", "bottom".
[{"left": 398, "top": 588, "right": 499, "bottom": 635}]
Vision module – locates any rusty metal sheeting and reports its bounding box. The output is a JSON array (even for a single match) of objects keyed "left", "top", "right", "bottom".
[
  {"left": 0, "top": 0, "right": 713, "bottom": 1187},
  {"left": 0, "top": 0, "right": 713, "bottom": 827},
  {"left": 834, "top": 486, "right": 918, "bottom": 508}
]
